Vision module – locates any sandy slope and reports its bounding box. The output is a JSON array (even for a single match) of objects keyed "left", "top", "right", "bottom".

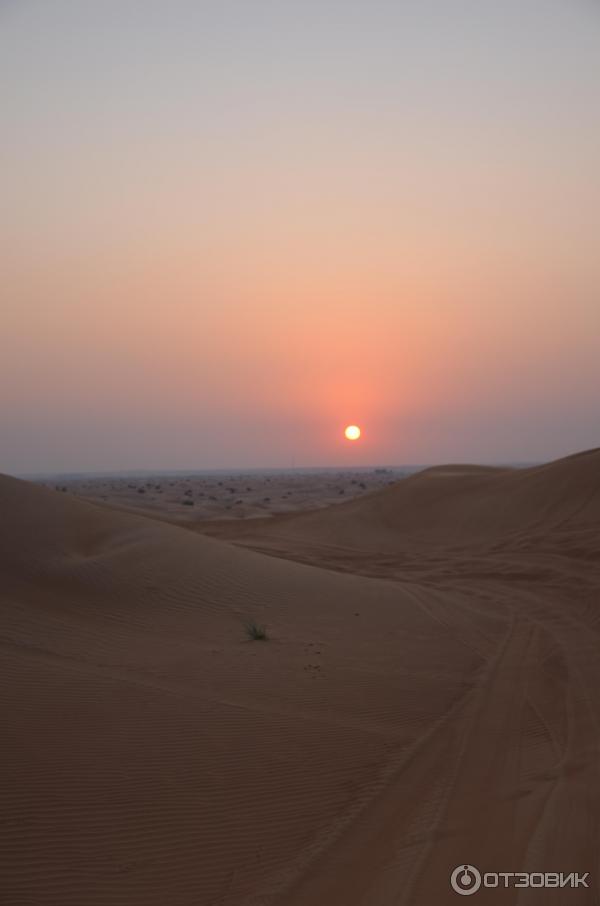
[{"left": 1, "top": 450, "right": 600, "bottom": 904}]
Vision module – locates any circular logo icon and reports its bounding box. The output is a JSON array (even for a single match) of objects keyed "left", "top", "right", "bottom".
[{"left": 451, "top": 865, "right": 482, "bottom": 896}]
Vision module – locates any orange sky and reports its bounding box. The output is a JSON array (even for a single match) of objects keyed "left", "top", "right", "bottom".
[{"left": 2, "top": 1, "right": 599, "bottom": 472}]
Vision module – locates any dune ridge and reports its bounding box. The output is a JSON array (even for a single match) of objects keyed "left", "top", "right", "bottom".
[
  {"left": 203, "top": 448, "right": 600, "bottom": 546},
  {"left": 1, "top": 450, "right": 600, "bottom": 904}
]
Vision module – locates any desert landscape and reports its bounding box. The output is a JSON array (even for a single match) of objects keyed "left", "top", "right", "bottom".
[
  {"left": 2, "top": 448, "right": 599, "bottom": 904},
  {"left": 42, "top": 468, "right": 408, "bottom": 523},
  {"left": 3, "top": 2, "right": 599, "bottom": 903}
]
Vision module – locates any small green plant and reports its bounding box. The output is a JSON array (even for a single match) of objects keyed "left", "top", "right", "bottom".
[{"left": 244, "top": 620, "right": 268, "bottom": 641}]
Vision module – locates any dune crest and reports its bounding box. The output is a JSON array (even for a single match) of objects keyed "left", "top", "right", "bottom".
[{"left": 199, "top": 449, "right": 600, "bottom": 565}]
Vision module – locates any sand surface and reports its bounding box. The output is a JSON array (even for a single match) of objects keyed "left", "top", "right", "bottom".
[
  {"left": 48, "top": 468, "right": 407, "bottom": 522},
  {"left": 2, "top": 449, "right": 600, "bottom": 904}
]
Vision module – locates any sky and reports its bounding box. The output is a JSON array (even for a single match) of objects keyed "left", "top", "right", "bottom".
[{"left": 1, "top": 0, "right": 599, "bottom": 473}]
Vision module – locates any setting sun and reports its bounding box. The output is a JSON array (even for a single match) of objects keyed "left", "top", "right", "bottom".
[{"left": 344, "top": 425, "right": 361, "bottom": 441}]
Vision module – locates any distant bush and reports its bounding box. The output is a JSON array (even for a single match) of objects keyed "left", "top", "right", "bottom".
[
  {"left": 182, "top": 499, "right": 194, "bottom": 506},
  {"left": 244, "top": 620, "right": 268, "bottom": 641}
]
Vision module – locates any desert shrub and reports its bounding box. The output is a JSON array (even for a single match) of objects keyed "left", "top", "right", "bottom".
[{"left": 244, "top": 620, "right": 268, "bottom": 641}]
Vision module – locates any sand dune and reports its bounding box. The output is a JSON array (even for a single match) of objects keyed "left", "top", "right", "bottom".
[
  {"left": 2, "top": 451, "right": 600, "bottom": 904},
  {"left": 200, "top": 448, "right": 600, "bottom": 551}
]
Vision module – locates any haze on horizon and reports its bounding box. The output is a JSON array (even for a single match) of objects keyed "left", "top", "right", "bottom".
[{"left": 2, "top": 0, "right": 599, "bottom": 474}]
